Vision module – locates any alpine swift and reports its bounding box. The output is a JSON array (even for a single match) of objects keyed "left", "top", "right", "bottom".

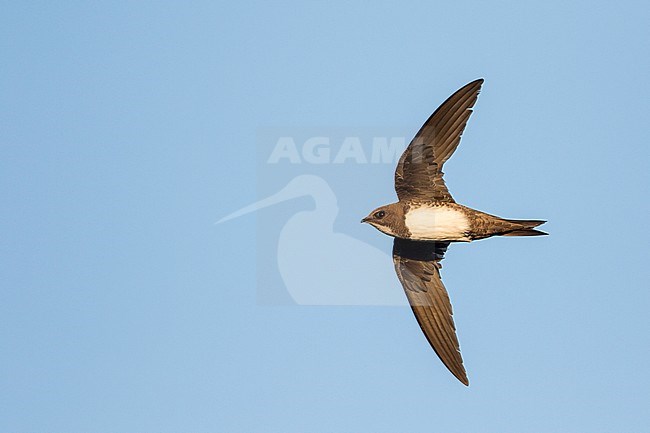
[{"left": 361, "top": 79, "right": 547, "bottom": 386}]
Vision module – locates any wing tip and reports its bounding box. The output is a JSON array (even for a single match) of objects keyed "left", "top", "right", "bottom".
[
  {"left": 454, "top": 78, "right": 484, "bottom": 97},
  {"left": 449, "top": 361, "right": 469, "bottom": 386},
  {"left": 467, "top": 77, "right": 484, "bottom": 89}
]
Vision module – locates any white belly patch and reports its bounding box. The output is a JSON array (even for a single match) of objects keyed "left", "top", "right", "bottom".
[{"left": 404, "top": 206, "right": 470, "bottom": 241}]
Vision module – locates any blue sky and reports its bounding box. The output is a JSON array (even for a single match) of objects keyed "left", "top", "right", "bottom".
[{"left": 1, "top": 1, "right": 649, "bottom": 432}]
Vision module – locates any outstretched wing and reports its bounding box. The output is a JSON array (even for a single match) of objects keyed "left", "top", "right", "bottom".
[
  {"left": 395, "top": 79, "right": 484, "bottom": 203},
  {"left": 392, "top": 238, "right": 468, "bottom": 385}
]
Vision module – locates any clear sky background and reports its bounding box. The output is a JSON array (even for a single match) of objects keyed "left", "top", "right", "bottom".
[{"left": 2, "top": 1, "right": 649, "bottom": 432}]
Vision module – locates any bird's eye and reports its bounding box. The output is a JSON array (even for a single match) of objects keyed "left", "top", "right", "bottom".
[{"left": 374, "top": 210, "right": 386, "bottom": 219}]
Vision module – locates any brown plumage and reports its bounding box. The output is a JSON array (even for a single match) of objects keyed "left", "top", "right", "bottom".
[{"left": 362, "top": 79, "right": 547, "bottom": 386}]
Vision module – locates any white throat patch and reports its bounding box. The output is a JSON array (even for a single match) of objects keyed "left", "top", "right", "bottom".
[{"left": 404, "top": 205, "right": 470, "bottom": 241}]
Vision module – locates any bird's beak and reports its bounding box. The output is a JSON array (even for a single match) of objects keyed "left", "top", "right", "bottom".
[{"left": 361, "top": 216, "right": 371, "bottom": 224}]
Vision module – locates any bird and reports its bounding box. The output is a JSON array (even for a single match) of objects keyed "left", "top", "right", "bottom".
[{"left": 361, "top": 78, "right": 546, "bottom": 386}]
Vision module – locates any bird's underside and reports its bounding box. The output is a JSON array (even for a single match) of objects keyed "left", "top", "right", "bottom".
[
  {"left": 362, "top": 79, "right": 546, "bottom": 385},
  {"left": 401, "top": 201, "right": 547, "bottom": 242}
]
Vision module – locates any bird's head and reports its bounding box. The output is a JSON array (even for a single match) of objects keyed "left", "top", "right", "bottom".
[{"left": 361, "top": 203, "right": 405, "bottom": 237}]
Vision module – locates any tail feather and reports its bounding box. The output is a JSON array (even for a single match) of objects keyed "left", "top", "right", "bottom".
[
  {"left": 504, "top": 219, "right": 546, "bottom": 229},
  {"left": 502, "top": 228, "right": 548, "bottom": 237},
  {"left": 501, "top": 219, "right": 547, "bottom": 237}
]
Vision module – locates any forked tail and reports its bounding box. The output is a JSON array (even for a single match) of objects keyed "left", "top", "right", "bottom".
[{"left": 501, "top": 219, "right": 548, "bottom": 237}]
